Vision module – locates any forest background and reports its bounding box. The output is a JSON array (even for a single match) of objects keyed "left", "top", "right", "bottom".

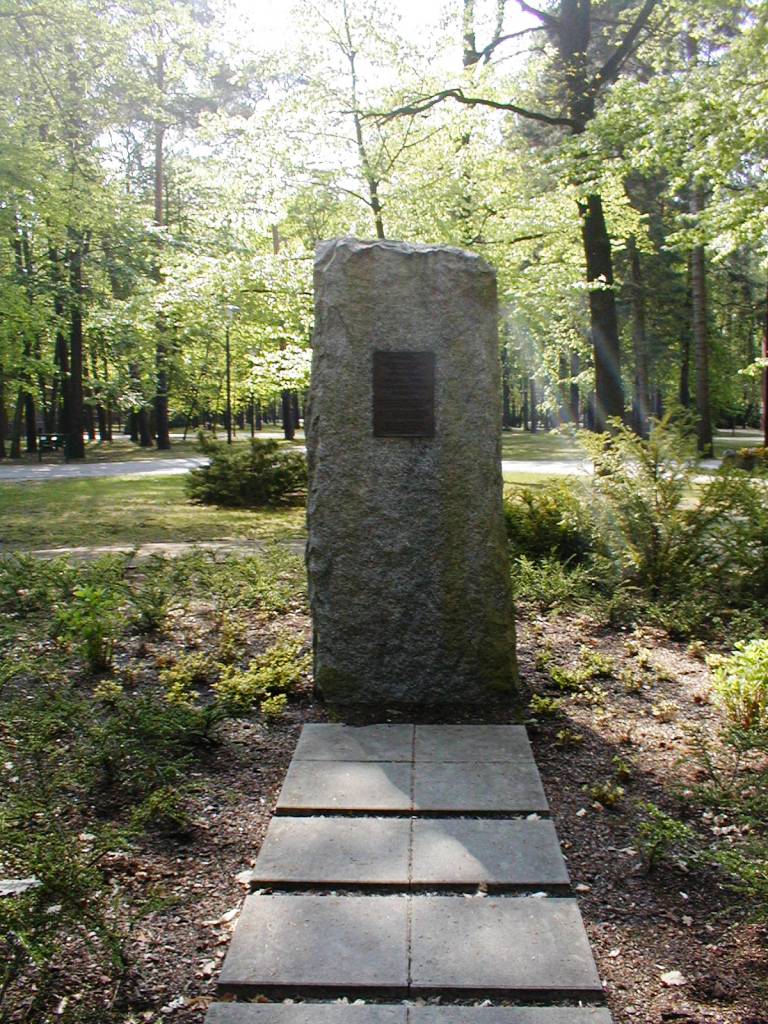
[{"left": 1, "top": 0, "right": 767, "bottom": 460}]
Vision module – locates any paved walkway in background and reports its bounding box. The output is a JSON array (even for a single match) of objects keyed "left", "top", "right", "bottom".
[
  {"left": 0, "top": 454, "right": 722, "bottom": 483},
  {"left": 206, "top": 724, "right": 612, "bottom": 1024},
  {"left": 0, "top": 456, "right": 208, "bottom": 483}
]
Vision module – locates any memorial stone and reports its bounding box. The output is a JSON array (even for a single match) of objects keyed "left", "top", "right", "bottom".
[{"left": 306, "top": 238, "right": 517, "bottom": 712}]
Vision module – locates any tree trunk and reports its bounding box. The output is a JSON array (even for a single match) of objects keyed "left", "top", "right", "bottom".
[
  {"left": 579, "top": 194, "right": 624, "bottom": 431},
  {"left": 153, "top": 52, "right": 171, "bottom": 450},
  {"left": 0, "top": 363, "right": 6, "bottom": 458},
  {"left": 762, "top": 279, "right": 768, "bottom": 447},
  {"left": 627, "top": 235, "right": 651, "bottom": 437},
  {"left": 690, "top": 187, "right": 713, "bottom": 456},
  {"left": 13, "top": 230, "right": 37, "bottom": 454},
  {"left": 530, "top": 379, "right": 538, "bottom": 433},
  {"left": 502, "top": 350, "right": 512, "bottom": 428},
  {"left": 10, "top": 391, "right": 23, "bottom": 459},
  {"left": 557, "top": 353, "right": 569, "bottom": 424},
  {"left": 292, "top": 391, "right": 301, "bottom": 429},
  {"left": 281, "top": 390, "right": 295, "bottom": 441},
  {"left": 569, "top": 351, "right": 580, "bottom": 425},
  {"left": 66, "top": 231, "right": 86, "bottom": 460}
]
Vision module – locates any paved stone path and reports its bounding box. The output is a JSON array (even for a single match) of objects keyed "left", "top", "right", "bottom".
[
  {"left": 0, "top": 456, "right": 209, "bottom": 482},
  {"left": 0, "top": 453, "right": 722, "bottom": 484},
  {"left": 206, "top": 724, "right": 611, "bottom": 1023}
]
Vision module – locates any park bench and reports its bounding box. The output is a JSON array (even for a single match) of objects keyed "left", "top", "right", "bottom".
[{"left": 37, "top": 432, "right": 68, "bottom": 461}]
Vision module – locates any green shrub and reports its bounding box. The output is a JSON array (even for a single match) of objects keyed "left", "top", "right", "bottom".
[
  {"left": 635, "top": 801, "right": 696, "bottom": 870},
  {"left": 0, "top": 555, "right": 76, "bottom": 617},
  {"left": 528, "top": 693, "right": 562, "bottom": 718},
  {"left": 213, "top": 638, "right": 309, "bottom": 711},
  {"left": 712, "top": 638, "right": 768, "bottom": 732},
  {"left": 128, "top": 558, "right": 180, "bottom": 633},
  {"left": 82, "top": 691, "right": 223, "bottom": 805},
  {"left": 512, "top": 555, "right": 595, "bottom": 611},
  {"left": 55, "top": 583, "right": 124, "bottom": 672},
  {"left": 130, "top": 786, "right": 193, "bottom": 838},
  {"left": 504, "top": 480, "right": 593, "bottom": 562},
  {"left": 260, "top": 693, "right": 288, "bottom": 721},
  {"left": 186, "top": 435, "right": 307, "bottom": 508},
  {"left": 582, "top": 416, "right": 768, "bottom": 604},
  {"left": 160, "top": 652, "right": 215, "bottom": 706},
  {"left": 712, "top": 845, "right": 768, "bottom": 918}
]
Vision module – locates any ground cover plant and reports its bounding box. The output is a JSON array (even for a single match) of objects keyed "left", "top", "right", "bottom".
[{"left": 0, "top": 548, "right": 316, "bottom": 1023}]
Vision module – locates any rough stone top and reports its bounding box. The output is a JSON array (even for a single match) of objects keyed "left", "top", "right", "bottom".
[{"left": 315, "top": 237, "right": 494, "bottom": 277}]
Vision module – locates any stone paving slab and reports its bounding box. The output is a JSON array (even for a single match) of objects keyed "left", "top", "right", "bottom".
[
  {"left": 205, "top": 1010, "right": 611, "bottom": 1024},
  {"left": 206, "top": 1007, "right": 407, "bottom": 1024},
  {"left": 294, "top": 724, "right": 414, "bottom": 762},
  {"left": 249, "top": 817, "right": 411, "bottom": 886},
  {"left": 410, "top": 819, "right": 568, "bottom": 887},
  {"left": 412, "top": 763, "right": 548, "bottom": 814},
  {"left": 218, "top": 895, "right": 409, "bottom": 994},
  {"left": 414, "top": 726, "right": 533, "bottom": 763},
  {"left": 410, "top": 897, "right": 602, "bottom": 995},
  {"left": 276, "top": 761, "right": 412, "bottom": 814},
  {"left": 410, "top": 1011, "right": 612, "bottom": 1023}
]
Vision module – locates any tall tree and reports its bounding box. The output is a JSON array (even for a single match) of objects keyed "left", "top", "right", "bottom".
[{"left": 386, "top": 0, "right": 660, "bottom": 431}]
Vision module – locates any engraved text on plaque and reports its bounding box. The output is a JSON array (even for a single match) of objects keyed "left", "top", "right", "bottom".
[{"left": 372, "top": 350, "right": 435, "bottom": 437}]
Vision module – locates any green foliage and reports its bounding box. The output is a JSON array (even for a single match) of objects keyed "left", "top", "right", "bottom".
[
  {"left": 213, "top": 638, "right": 309, "bottom": 712},
  {"left": 583, "top": 418, "right": 768, "bottom": 605},
  {"left": 260, "top": 693, "right": 288, "bottom": 722},
  {"left": 0, "top": 555, "right": 76, "bottom": 617},
  {"left": 504, "top": 480, "right": 594, "bottom": 562},
  {"left": 160, "top": 652, "right": 215, "bottom": 706},
  {"left": 554, "top": 728, "right": 584, "bottom": 748},
  {"left": 128, "top": 559, "right": 181, "bottom": 634},
  {"left": 512, "top": 555, "right": 595, "bottom": 612},
  {"left": 712, "top": 638, "right": 768, "bottom": 733},
  {"left": 82, "top": 691, "right": 223, "bottom": 805},
  {"left": 217, "top": 612, "right": 247, "bottom": 664},
  {"left": 548, "top": 646, "right": 615, "bottom": 693},
  {"left": 712, "top": 847, "right": 768, "bottom": 919},
  {"left": 130, "top": 786, "right": 193, "bottom": 839},
  {"left": 186, "top": 436, "right": 307, "bottom": 508},
  {"left": 55, "top": 584, "right": 124, "bottom": 673},
  {"left": 635, "top": 802, "right": 697, "bottom": 871},
  {"left": 528, "top": 693, "right": 562, "bottom": 718},
  {"left": 586, "top": 781, "right": 625, "bottom": 807}
]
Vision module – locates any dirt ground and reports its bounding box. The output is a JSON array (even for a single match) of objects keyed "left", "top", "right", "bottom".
[{"left": 10, "top": 610, "right": 767, "bottom": 1024}]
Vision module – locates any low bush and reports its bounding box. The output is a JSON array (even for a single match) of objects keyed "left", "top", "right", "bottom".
[
  {"left": 186, "top": 434, "right": 307, "bottom": 507},
  {"left": 512, "top": 555, "right": 595, "bottom": 612},
  {"left": 504, "top": 479, "right": 593, "bottom": 562},
  {"left": 55, "top": 583, "right": 125, "bottom": 673},
  {"left": 712, "top": 638, "right": 768, "bottom": 733},
  {"left": 214, "top": 637, "right": 309, "bottom": 711}
]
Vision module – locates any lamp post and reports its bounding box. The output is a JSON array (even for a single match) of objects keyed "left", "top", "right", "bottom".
[{"left": 224, "top": 304, "right": 239, "bottom": 444}]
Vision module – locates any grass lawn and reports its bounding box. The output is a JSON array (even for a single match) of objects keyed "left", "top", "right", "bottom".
[
  {"left": 0, "top": 474, "right": 306, "bottom": 549},
  {"left": 501, "top": 428, "right": 587, "bottom": 461},
  {"left": 7, "top": 430, "right": 306, "bottom": 466}
]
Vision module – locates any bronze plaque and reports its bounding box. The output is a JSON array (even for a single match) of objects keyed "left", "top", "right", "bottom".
[{"left": 373, "top": 350, "right": 435, "bottom": 437}]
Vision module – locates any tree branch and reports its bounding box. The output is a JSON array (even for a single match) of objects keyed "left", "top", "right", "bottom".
[
  {"left": 514, "top": 1, "right": 559, "bottom": 29},
  {"left": 591, "top": 0, "right": 659, "bottom": 92},
  {"left": 480, "top": 24, "right": 548, "bottom": 63},
  {"left": 371, "top": 88, "right": 576, "bottom": 130}
]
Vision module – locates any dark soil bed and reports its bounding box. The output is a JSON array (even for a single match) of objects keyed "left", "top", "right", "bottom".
[{"left": 4, "top": 607, "right": 767, "bottom": 1024}]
